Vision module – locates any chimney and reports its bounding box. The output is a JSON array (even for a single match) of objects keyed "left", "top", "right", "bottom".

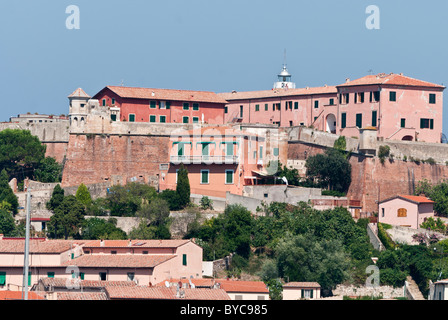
[
  {"left": 0, "top": 234, "right": 3, "bottom": 240},
  {"left": 345, "top": 78, "right": 350, "bottom": 83},
  {"left": 100, "top": 239, "right": 104, "bottom": 247},
  {"left": 128, "top": 239, "right": 132, "bottom": 247}
]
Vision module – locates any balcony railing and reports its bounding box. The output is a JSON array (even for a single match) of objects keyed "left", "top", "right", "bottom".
[{"left": 170, "top": 155, "right": 239, "bottom": 164}]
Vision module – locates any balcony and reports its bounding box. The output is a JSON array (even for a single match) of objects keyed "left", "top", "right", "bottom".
[{"left": 170, "top": 155, "right": 239, "bottom": 164}]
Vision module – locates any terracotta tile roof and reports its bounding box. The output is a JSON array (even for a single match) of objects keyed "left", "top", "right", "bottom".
[
  {"left": 283, "top": 282, "right": 321, "bottom": 288},
  {"left": 218, "top": 86, "right": 337, "bottom": 101},
  {"left": 98, "top": 86, "right": 228, "bottom": 104},
  {"left": 68, "top": 88, "right": 91, "bottom": 98},
  {"left": 0, "top": 291, "right": 45, "bottom": 300},
  {"left": 62, "top": 254, "right": 176, "bottom": 268},
  {"left": 399, "top": 195, "right": 434, "bottom": 204},
  {"left": 0, "top": 239, "right": 86, "bottom": 254},
  {"left": 56, "top": 292, "right": 108, "bottom": 300},
  {"left": 157, "top": 278, "right": 269, "bottom": 293},
  {"left": 83, "top": 239, "right": 191, "bottom": 248},
  {"left": 39, "top": 277, "right": 137, "bottom": 289},
  {"left": 106, "top": 286, "right": 230, "bottom": 300},
  {"left": 379, "top": 194, "right": 435, "bottom": 205},
  {"left": 337, "top": 73, "right": 445, "bottom": 89}
]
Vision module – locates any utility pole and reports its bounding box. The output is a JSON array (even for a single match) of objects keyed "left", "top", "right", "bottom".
[{"left": 22, "top": 189, "right": 31, "bottom": 300}]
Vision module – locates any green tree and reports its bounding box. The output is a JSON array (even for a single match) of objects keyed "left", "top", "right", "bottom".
[
  {"left": 415, "top": 179, "right": 448, "bottom": 217},
  {"left": 105, "top": 184, "right": 141, "bottom": 216},
  {"left": 264, "top": 278, "right": 283, "bottom": 300},
  {"left": 75, "top": 183, "right": 92, "bottom": 207},
  {"left": 305, "top": 148, "right": 352, "bottom": 192},
  {"left": 176, "top": 164, "right": 190, "bottom": 208},
  {"left": 275, "top": 162, "right": 300, "bottom": 186},
  {"left": 46, "top": 184, "right": 65, "bottom": 211},
  {"left": 128, "top": 219, "right": 158, "bottom": 239},
  {"left": 81, "top": 217, "right": 127, "bottom": 240},
  {"left": 0, "top": 209, "right": 18, "bottom": 237},
  {"left": 137, "top": 197, "right": 171, "bottom": 227},
  {"left": 0, "top": 169, "right": 19, "bottom": 215},
  {"left": 34, "top": 157, "right": 63, "bottom": 183},
  {"left": 47, "top": 195, "right": 85, "bottom": 239},
  {"left": 0, "top": 129, "right": 46, "bottom": 182},
  {"left": 159, "top": 189, "right": 182, "bottom": 211}
]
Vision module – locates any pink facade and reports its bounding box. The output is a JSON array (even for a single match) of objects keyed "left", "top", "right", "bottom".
[
  {"left": 0, "top": 238, "right": 203, "bottom": 291},
  {"left": 160, "top": 126, "right": 266, "bottom": 198},
  {"left": 219, "top": 73, "right": 445, "bottom": 143},
  {"left": 92, "top": 86, "right": 226, "bottom": 125},
  {"left": 378, "top": 195, "right": 435, "bottom": 229}
]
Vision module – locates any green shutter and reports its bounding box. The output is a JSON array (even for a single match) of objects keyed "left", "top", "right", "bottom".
[
  {"left": 430, "top": 119, "right": 434, "bottom": 129},
  {"left": 255, "top": 104, "right": 259, "bottom": 111},
  {"left": 201, "top": 171, "right": 209, "bottom": 184},
  {"left": 226, "top": 143, "right": 233, "bottom": 156},
  {"left": 192, "top": 117, "right": 199, "bottom": 123},
  {"left": 80, "top": 272, "right": 85, "bottom": 280},
  {"left": 111, "top": 114, "right": 117, "bottom": 121},
  {"left": 310, "top": 289, "right": 313, "bottom": 299},
  {"left": 259, "top": 146, "right": 263, "bottom": 159},
  {"left": 429, "top": 94, "right": 436, "bottom": 104},
  {"left": 193, "top": 103, "right": 199, "bottom": 111},
  {"left": 341, "top": 113, "right": 346, "bottom": 128},
  {"left": 265, "top": 104, "right": 268, "bottom": 111},
  {"left": 390, "top": 91, "right": 396, "bottom": 101},
  {"left": 28, "top": 271, "right": 32, "bottom": 286},
  {"left": 0, "top": 272, "right": 6, "bottom": 285},
  {"left": 224, "top": 106, "right": 228, "bottom": 114},
  {"left": 301, "top": 289, "right": 304, "bottom": 298},
  {"left": 47, "top": 272, "right": 55, "bottom": 278},
  {"left": 129, "top": 114, "right": 135, "bottom": 122},
  {"left": 182, "top": 254, "right": 187, "bottom": 266},
  {"left": 183, "top": 117, "right": 189, "bottom": 123},
  {"left": 160, "top": 116, "right": 166, "bottom": 123},
  {"left": 150, "top": 101, "right": 156, "bottom": 108},
  {"left": 294, "top": 102, "right": 298, "bottom": 109},
  {"left": 166, "top": 101, "right": 171, "bottom": 109},
  {"left": 226, "top": 170, "right": 233, "bottom": 184},
  {"left": 356, "top": 114, "right": 362, "bottom": 128},
  {"left": 150, "top": 115, "right": 156, "bottom": 123},
  {"left": 183, "top": 102, "right": 189, "bottom": 110},
  {"left": 401, "top": 118, "right": 406, "bottom": 128},
  {"left": 273, "top": 148, "right": 279, "bottom": 156},
  {"left": 372, "top": 111, "right": 377, "bottom": 127}
]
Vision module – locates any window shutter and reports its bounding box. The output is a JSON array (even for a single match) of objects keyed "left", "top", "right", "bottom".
[
  {"left": 430, "top": 119, "right": 434, "bottom": 129},
  {"left": 301, "top": 289, "right": 304, "bottom": 298},
  {"left": 0, "top": 272, "right": 6, "bottom": 285},
  {"left": 166, "top": 101, "right": 171, "bottom": 109}
]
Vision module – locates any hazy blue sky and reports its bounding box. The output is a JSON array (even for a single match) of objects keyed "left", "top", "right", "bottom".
[{"left": 1, "top": 0, "right": 448, "bottom": 134}]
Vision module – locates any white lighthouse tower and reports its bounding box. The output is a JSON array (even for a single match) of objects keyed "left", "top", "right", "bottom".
[{"left": 273, "top": 51, "right": 296, "bottom": 89}]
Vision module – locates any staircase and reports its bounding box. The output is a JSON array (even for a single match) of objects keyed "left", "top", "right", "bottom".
[{"left": 405, "top": 276, "right": 425, "bottom": 300}]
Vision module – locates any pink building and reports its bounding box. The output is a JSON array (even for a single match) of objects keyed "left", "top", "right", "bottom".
[
  {"left": 0, "top": 237, "right": 203, "bottom": 291},
  {"left": 378, "top": 195, "right": 435, "bottom": 229},
  {"left": 160, "top": 126, "right": 270, "bottom": 198},
  {"left": 219, "top": 71, "right": 444, "bottom": 143},
  {"left": 92, "top": 86, "right": 227, "bottom": 125}
]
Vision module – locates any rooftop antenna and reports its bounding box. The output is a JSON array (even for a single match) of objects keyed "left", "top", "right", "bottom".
[
  {"left": 120, "top": 79, "right": 124, "bottom": 86},
  {"left": 368, "top": 69, "right": 374, "bottom": 75}
]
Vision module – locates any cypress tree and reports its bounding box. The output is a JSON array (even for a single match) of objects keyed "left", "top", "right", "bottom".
[
  {"left": 0, "top": 169, "right": 19, "bottom": 215},
  {"left": 176, "top": 164, "right": 190, "bottom": 209}
]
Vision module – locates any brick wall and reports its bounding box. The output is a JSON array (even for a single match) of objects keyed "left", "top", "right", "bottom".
[{"left": 61, "top": 133, "right": 170, "bottom": 188}]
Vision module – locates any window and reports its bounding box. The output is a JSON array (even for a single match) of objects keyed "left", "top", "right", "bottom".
[
  {"left": 265, "top": 104, "right": 269, "bottom": 111},
  {"left": 341, "top": 113, "right": 347, "bottom": 129},
  {"left": 182, "top": 254, "right": 187, "bottom": 266},
  {"left": 102, "top": 99, "right": 106, "bottom": 106},
  {"left": 401, "top": 118, "right": 406, "bottom": 128},
  {"left": 143, "top": 251, "right": 148, "bottom": 255},
  {"left": 355, "top": 92, "right": 365, "bottom": 103},
  {"left": 150, "top": 101, "right": 157, "bottom": 109},
  {"left": 370, "top": 91, "right": 380, "bottom": 102},
  {"left": 397, "top": 208, "right": 407, "bottom": 217},
  {"left": 240, "top": 105, "right": 243, "bottom": 118},
  {"left": 226, "top": 143, "right": 234, "bottom": 156},
  {"left": 201, "top": 170, "right": 209, "bottom": 184},
  {"left": 80, "top": 103, "right": 85, "bottom": 108},
  {"left": 258, "top": 296, "right": 265, "bottom": 300},
  {"left": 288, "top": 101, "right": 293, "bottom": 109},
  {"left": 259, "top": 146, "right": 263, "bottom": 159},
  {"left": 183, "top": 102, "right": 189, "bottom": 110},
  {"left": 111, "top": 250, "right": 117, "bottom": 255},
  {"left": 255, "top": 104, "right": 259, "bottom": 112},
  {"left": 294, "top": 102, "right": 298, "bottom": 109},
  {"left": 160, "top": 115, "right": 166, "bottom": 123},
  {"left": 235, "top": 295, "right": 243, "bottom": 300},
  {"left": 111, "top": 98, "right": 115, "bottom": 105},
  {"left": 202, "top": 143, "right": 209, "bottom": 156},
  {"left": 224, "top": 106, "right": 228, "bottom": 114},
  {"left": 159, "top": 101, "right": 166, "bottom": 109},
  {"left": 80, "top": 272, "right": 85, "bottom": 280},
  {"left": 192, "top": 103, "right": 199, "bottom": 111},
  {"left": 149, "top": 115, "right": 156, "bottom": 123},
  {"left": 420, "top": 118, "right": 434, "bottom": 129},
  {"left": 127, "top": 273, "right": 135, "bottom": 281},
  {"left": 192, "top": 117, "right": 199, "bottom": 123},
  {"left": 389, "top": 91, "right": 397, "bottom": 102},
  {"left": 47, "top": 272, "right": 55, "bottom": 278},
  {"left": 382, "top": 208, "right": 385, "bottom": 217},
  {"left": 111, "top": 114, "right": 117, "bottom": 122},
  {"left": 264, "top": 193, "right": 268, "bottom": 198},
  {"left": 329, "top": 98, "right": 334, "bottom": 106},
  {"left": 273, "top": 148, "right": 279, "bottom": 156},
  {"left": 340, "top": 93, "right": 349, "bottom": 104},
  {"left": 429, "top": 93, "right": 436, "bottom": 104},
  {"left": 183, "top": 116, "right": 189, "bottom": 124},
  {"left": 129, "top": 114, "right": 135, "bottom": 122},
  {"left": 314, "top": 101, "right": 319, "bottom": 108},
  {"left": 0, "top": 272, "right": 6, "bottom": 285},
  {"left": 372, "top": 110, "right": 377, "bottom": 127},
  {"left": 166, "top": 101, "right": 171, "bottom": 109},
  {"left": 225, "top": 170, "right": 234, "bottom": 184},
  {"left": 356, "top": 113, "right": 362, "bottom": 128},
  {"left": 99, "top": 272, "right": 107, "bottom": 281}
]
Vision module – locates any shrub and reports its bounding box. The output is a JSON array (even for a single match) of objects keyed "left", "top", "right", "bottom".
[
  {"left": 378, "top": 145, "right": 390, "bottom": 164},
  {"left": 200, "top": 196, "right": 214, "bottom": 210}
]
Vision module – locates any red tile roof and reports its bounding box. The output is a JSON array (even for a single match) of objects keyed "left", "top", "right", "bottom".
[
  {"left": 283, "top": 282, "right": 321, "bottom": 288},
  {"left": 106, "top": 286, "right": 230, "bottom": 300},
  {"left": 56, "top": 292, "right": 108, "bottom": 300},
  {"left": 98, "top": 86, "right": 228, "bottom": 104},
  {"left": 0, "top": 239, "right": 86, "bottom": 254},
  {"left": 62, "top": 254, "right": 176, "bottom": 268},
  {"left": 399, "top": 195, "right": 434, "bottom": 204},
  {"left": 0, "top": 291, "right": 45, "bottom": 300},
  {"left": 218, "top": 86, "right": 337, "bottom": 101},
  {"left": 39, "top": 277, "right": 137, "bottom": 289},
  {"left": 83, "top": 239, "right": 192, "bottom": 248},
  {"left": 337, "top": 73, "right": 445, "bottom": 89}
]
